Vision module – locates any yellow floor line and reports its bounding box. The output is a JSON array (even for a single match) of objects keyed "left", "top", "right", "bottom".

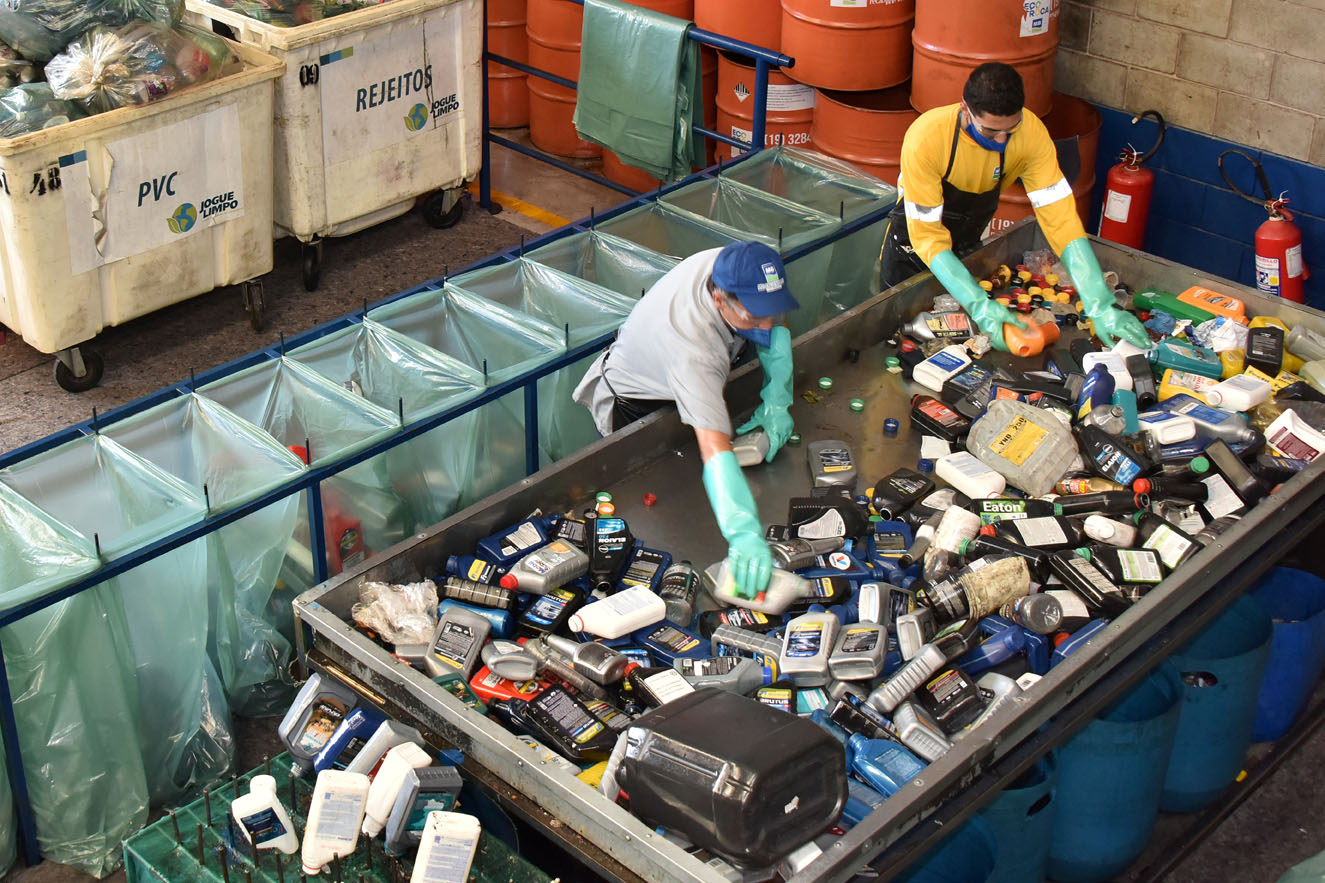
[{"left": 466, "top": 181, "right": 570, "bottom": 228}]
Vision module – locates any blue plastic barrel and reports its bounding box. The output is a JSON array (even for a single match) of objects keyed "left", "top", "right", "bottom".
[
  {"left": 1162, "top": 595, "right": 1272, "bottom": 812},
  {"left": 1250, "top": 567, "right": 1325, "bottom": 742},
  {"left": 1047, "top": 663, "right": 1182, "bottom": 883},
  {"left": 890, "top": 816, "right": 998, "bottom": 883},
  {"left": 979, "top": 756, "right": 1056, "bottom": 883}
]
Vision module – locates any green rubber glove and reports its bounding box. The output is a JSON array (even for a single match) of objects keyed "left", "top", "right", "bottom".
[
  {"left": 1061, "top": 237, "right": 1151, "bottom": 349},
  {"left": 930, "top": 250, "right": 1026, "bottom": 352},
  {"left": 735, "top": 325, "right": 795, "bottom": 462},
  {"left": 702, "top": 450, "right": 773, "bottom": 599}
]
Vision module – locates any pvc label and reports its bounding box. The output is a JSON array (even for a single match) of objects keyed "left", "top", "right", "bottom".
[
  {"left": 239, "top": 809, "right": 288, "bottom": 844},
  {"left": 1020, "top": 0, "right": 1056, "bottom": 36},
  {"left": 315, "top": 788, "right": 364, "bottom": 844},
  {"left": 319, "top": 13, "right": 463, "bottom": 166},
  {"left": 765, "top": 83, "right": 815, "bottom": 112},
  {"left": 63, "top": 105, "right": 246, "bottom": 274},
  {"left": 1117, "top": 550, "right": 1163, "bottom": 584}
]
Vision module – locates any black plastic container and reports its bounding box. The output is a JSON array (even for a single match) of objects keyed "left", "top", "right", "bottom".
[{"left": 615, "top": 688, "right": 847, "bottom": 869}]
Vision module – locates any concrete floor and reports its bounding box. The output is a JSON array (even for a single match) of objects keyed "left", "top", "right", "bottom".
[{"left": 3, "top": 139, "right": 1325, "bottom": 883}]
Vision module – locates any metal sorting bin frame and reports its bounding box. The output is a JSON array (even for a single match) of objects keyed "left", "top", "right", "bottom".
[
  {"left": 295, "top": 220, "right": 1325, "bottom": 882},
  {"left": 0, "top": 146, "right": 889, "bottom": 869}
]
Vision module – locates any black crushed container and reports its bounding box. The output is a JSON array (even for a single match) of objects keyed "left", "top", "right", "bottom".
[{"left": 615, "top": 688, "right": 847, "bottom": 868}]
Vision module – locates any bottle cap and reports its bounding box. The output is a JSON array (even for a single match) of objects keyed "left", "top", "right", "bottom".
[
  {"left": 957, "top": 538, "right": 972, "bottom": 556},
  {"left": 851, "top": 398, "right": 866, "bottom": 412},
  {"left": 979, "top": 280, "right": 993, "bottom": 291},
  {"left": 917, "top": 458, "right": 934, "bottom": 473},
  {"left": 643, "top": 492, "right": 658, "bottom": 507},
  {"left": 499, "top": 573, "right": 519, "bottom": 589},
  {"left": 1191, "top": 456, "right": 1211, "bottom": 474},
  {"left": 597, "top": 502, "right": 616, "bottom": 516},
  {"left": 788, "top": 432, "right": 802, "bottom": 444},
  {"left": 900, "top": 340, "right": 917, "bottom": 352},
  {"left": 1133, "top": 478, "right": 1152, "bottom": 494},
  {"left": 979, "top": 524, "right": 996, "bottom": 536},
  {"left": 883, "top": 417, "right": 899, "bottom": 434},
  {"left": 819, "top": 376, "right": 834, "bottom": 390},
  {"left": 567, "top": 614, "right": 585, "bottom": 632},
  {"left": 595, "top": 491, "right": 613, "bottom": 503},
  {"left": 886, "top": 355, "right": 902, "bottom": 368}
]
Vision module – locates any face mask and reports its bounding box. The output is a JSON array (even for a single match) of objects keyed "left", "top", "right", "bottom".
[
  {"left": 733, "top": 326, "right": 773, "bottom": 348},
  {"left": 964, "top": 119, "right": 1008, "bottom": 154}
]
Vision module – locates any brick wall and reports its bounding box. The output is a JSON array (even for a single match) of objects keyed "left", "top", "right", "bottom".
[
  {"left": 1054, "top": 0, "right": 1324, "bottom": 307},
  {"left": 1056, "top": 0, "right": 1325, "bottom": 166}
]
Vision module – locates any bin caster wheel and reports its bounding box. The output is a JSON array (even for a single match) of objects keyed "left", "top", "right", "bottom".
[
  {"left": 302, "top": 241, "right": 322, "bottom": 292},
  {"left": 423, "top": 188, "right": 464, "bottom": 229},
  {"left": 54, "top": 348, "right": 104, "bottom": 393},
  {"left": 242, "top": 280, "right": 266, "bottom": 332}
]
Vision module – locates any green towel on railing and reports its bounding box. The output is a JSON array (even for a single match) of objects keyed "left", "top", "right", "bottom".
[{"left": 573, "top": 0, "right": 705, "bottom": 182}]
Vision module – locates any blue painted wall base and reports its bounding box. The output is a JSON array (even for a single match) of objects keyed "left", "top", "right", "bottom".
[{"left": 1087, "top": 106, "right": 1324, "bottom": 310}]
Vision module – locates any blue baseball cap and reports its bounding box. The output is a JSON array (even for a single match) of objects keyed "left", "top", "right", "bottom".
[{"left": 711, "top": 241, "right": 799, "bottom": 317}]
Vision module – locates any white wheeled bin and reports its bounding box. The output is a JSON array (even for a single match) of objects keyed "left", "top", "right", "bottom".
[
  {"left": 183, "top": 0, "right": 483, "bottom": 291},
  {"left": 0, "top": 41, "right": 282, "bottom": 391}
]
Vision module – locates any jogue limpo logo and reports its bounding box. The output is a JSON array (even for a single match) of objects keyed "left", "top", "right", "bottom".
[
  {"left": 404, "top": 103, "right": 428, "bottom": 132},
  {"left": 167, "top": 203, "right": 197, "bottom": 234}
]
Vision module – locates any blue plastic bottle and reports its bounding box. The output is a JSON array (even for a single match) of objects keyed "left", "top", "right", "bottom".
[
  {"left": 633, "top": 621, "right": 710, "bottom": 665},
  {"left": 313, "top": 706, "right": 387, "bottom": 773},
  {"left": 445, "top": 555, "right": 506, "bottom": 585},
  {"left": 476, "top": 516, "right": 556, "bottom": 566},
  {"left": 1076, "top": 364, "right": 1115, "bottom": 421},
  {"left": 847, "top": 733, "right": 926, "bottom": 796},
  {"left": 438, "top": 599, "right": 514, "bottom": 638}
]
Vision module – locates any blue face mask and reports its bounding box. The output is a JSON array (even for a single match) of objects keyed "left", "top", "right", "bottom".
[
  {"left": 964, "top": 120, "right": 1008, "bottom": 154},
  {"left": 733, "top": 326, "right": 773, "bottom": 348}
]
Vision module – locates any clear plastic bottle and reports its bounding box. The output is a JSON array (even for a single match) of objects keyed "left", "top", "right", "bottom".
[{"left": 967, "top": 399, "right": 1078, "bottom": 497}]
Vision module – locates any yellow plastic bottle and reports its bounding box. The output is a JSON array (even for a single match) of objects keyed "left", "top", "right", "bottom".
[
  {"left": 1157, "top": 368, "right": 1217, "bottom": 403},
  {"left": 1220, "top": 350, "right": 1245, "bottom": 380}
]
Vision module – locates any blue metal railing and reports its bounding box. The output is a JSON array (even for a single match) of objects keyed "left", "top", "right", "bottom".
[{"left": 478, "top": 0, "right": 795, "bottom": 206}]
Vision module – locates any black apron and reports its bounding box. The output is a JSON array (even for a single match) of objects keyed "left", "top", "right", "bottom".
[{"left": 879, "top": 119, "right": 1005, "bottom": 289}]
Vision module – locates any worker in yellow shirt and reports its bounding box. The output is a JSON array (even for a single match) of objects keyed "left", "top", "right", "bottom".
[{"left": 879, "top": 62, "right": 1150, "bottom": 349}]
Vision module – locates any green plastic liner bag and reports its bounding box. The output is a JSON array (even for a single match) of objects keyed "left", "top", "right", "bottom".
[
  {"left": 0, "top": 434, "right": 231, "bottom": 805},
  {"left": 0, "top": 477, "right": 148, "bottom": 876},
  {"left": 104, "top": 393, "right": 308, "bottom": 717},
  {"left": 526, "top": 229, "right": 678, "bottom": 299}
]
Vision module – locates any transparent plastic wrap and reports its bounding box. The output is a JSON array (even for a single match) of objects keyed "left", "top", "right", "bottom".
[
  {"left": 0, "top": 43, "right": 38, "bottom": 88},
  {"left": 0, "top": 479, "right": 146, "bottom": 876},
  {"left": 526, "top": 229, "right": 678, "bottom": 299},
  {"left": 0, "top": 434, "right": 233, "bottom": 805},
  {"left": 104, "top": 393, "right": 307, "bottom": 717},
  {"left": 45, "top": 21, "right": 235, "bottom": 114},
  {"left": 290, "top": 318, "right": 486, "bottom": 532},
  {"left": 0, "top": 0, "right": 181, "bottom": 60},
  {"left": 596, "top": 202, "right": 740, "bottom": 261},
  {"left": 0, "top": 83, "right": 85, "bottom": 137},
  {"left": 200, "top": 0, "right": 383, "bottom": 28},
  {"left": 351, "top": 579, "right": 439, "bottom": 644}
]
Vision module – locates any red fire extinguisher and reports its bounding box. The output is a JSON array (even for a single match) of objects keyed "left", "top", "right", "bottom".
[
  {"left": 1099, "top": 110, "right": 1165, "bottom": 250},
  {"left": 1219, "top": 149, "right": 1309, "bottom": 304}
]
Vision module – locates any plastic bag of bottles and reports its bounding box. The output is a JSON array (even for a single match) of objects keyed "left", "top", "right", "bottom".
[
  {"left": 0, "top": 83, "right": 84, "bottom": 136},
  {"left": 0, "top": 41, "right": 36, "bottom": 88},
  {"left": 203, "top": 0, "right": 387, "bottom": 28},
  {"left": 45, "top": 21, "right": 235, "bottom": 115},
  {"left": 0, "top": 0, "right": 182, "bottom": 61}
]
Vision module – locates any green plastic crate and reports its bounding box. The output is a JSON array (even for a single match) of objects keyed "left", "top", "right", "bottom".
[{"left": 123, "top": 754, "right": 551, "bottom": 883}]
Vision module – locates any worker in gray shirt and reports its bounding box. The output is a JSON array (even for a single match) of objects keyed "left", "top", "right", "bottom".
[{"left": 573, "top": 241, "right": 798, "bottom": 598}]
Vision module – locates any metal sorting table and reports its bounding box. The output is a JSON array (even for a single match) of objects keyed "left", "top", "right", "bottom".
[{"left": 295, "top": 219, "right": 1325, "bottom": 882}]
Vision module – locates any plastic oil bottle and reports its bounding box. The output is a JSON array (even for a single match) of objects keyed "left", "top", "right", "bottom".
[
  {"left": 362, "top": 743, "right": 432, "bottom": 837},
  {"left": 778, "top": 612, "right": 841, "bottom": 687},
  {"left": 498, "top": 541, "right": 589, "bottom": 594},
  {"left": 231, "top": 774, "right": 299, "bottom": 854},
  {"left": 967, "top": 399, "right": 1078, "bottom": 497},
  {"left": 301, "top": 769, "right": 371, "bottom": 874},
  {"left": 279, "top": 673, "right": 360, "bottom": 775},
  {"left": 383, "top": 766, "right": 464, "bottom": 855},
  {"left": 409, "top": 811, "right": 481, "bottom": 883}
]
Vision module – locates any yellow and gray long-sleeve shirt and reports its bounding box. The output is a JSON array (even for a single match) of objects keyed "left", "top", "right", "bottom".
[{"left": 898, "top": 103, "right": 1085, "bottom": 265}]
